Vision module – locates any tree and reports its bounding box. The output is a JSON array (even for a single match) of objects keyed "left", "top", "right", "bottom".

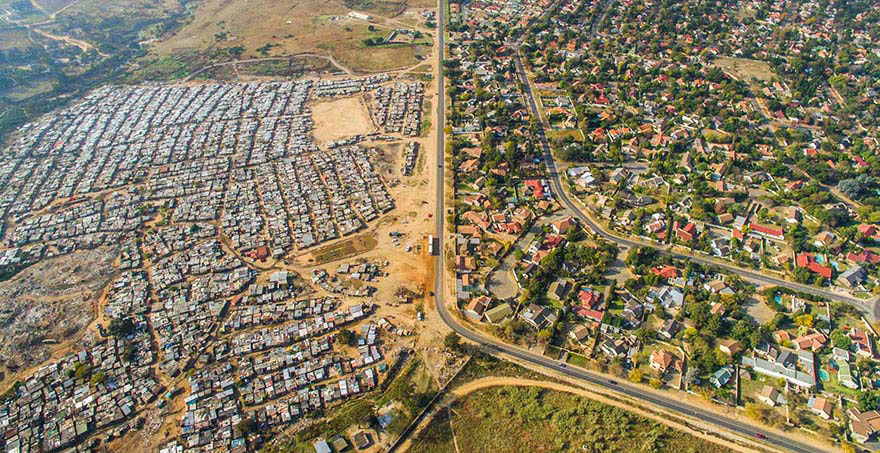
[
  {"left": 794, "top": 313, "right": 813, "bottom": 328},
  {"left": 831, "top": 329, "right": 852, "bottom": 349},
  {"left": 227, "top": 46, "right": 245, "bottom": 58},
  {"left": 444, "top": 332, "right": 462, "bottom": 351},
  {"left": 537, "top": 328, "right": 553, "bottom": 342},
  {"left": 90, "top": 371, "right": 105, "bottom": 385},
  {"left": 108, "top": 317, "right": 135, "bottom": 338},
  {"left": 859, "top": 390, "right": 880, "bottom": 411},
  {"left": 649, "top": 378, "right": 663, "bottom": 389},
  {"left": 337, "top": 329, "right": 357, "bottom": 346},
  {"left": 235, "top": 418, "right": 257, "bottom": 436},
  {"left": 73, "top": 363, "right": 91, "bottom": 380},
  {"left": 628, "top": 369, "right": 643, "bottom": 383}
]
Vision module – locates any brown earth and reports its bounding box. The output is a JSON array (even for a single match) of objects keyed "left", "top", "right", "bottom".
[{"left": 0, "top": 246, "right": 117, "bottom": 371}]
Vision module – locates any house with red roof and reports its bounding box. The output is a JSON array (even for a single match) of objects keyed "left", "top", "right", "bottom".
[
  {"left": 849, "top": 328, "right": 875, "bottom": 358},
  {"left": 577, "top": 288, "right": 603, "bottom": 309},
  {"left": 796, "top": 253, "right": 833, "bottom": 279},
  {"left": 795, "top": 332, "right": 827, "bottom": 351},
  {"left": 524, "top": 179, "right": 547, "bottom": 199},
  {"left": 859, "top": 224, "right": 880, "bottom": 240},
  {"left": 676, "top": 222, "right": 697, "bottom": 241},
  {"left": 848, "top": 250, "right": 880, "bottom": 264},
  {"left": 551, "top": 216, "right": 577, "bottom": 235},
  {"left": 749, "top": 222, "right": 784, "bottom": 240},
  {"left": 651, "top": 266, "right": 680, "bottom": 279}
]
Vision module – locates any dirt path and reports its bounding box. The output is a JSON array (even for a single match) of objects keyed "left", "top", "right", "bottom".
[
  {"left": 183, "top": 54, "right": 353, "bottom": 81},
  {"left": 28, "top": 26, "right": 95, "bottom": 53},
  {"left": 397, "top": 377, "right": 775, "bottom": 453},
  {"left": 790, "top": 163, "right": 863, "bottom": 209}
]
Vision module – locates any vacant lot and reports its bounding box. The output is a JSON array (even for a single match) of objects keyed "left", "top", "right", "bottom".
[
  {"left": 312, "top": 95, "right": 375, "bottom": 143},
  {"left": 711, "top": 57, "right": 776, "bottom": 82},
  {"left": 0, "top": 246, "right": 116, "bottom": 371},
  {"left": 412, "top": 385, "right": 730, "bottom": 452},
  {"left": 143, "top": 0, "right": 430, "bottom": 76},
  {"left": 298, "top": 232, "right": 379, "bottom": 266}
]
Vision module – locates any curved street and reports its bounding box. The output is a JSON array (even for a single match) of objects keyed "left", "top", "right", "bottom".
[{"left": 432, "top": 1, "right": 841, "bottom": 452}]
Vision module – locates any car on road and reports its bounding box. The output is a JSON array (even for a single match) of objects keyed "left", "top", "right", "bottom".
[
  {"left": 428, "top": 291, "right": 434, "bottom": 296},
  {"left": 755, "top": 433, "right": 766, "bottom": 440},
  {"left": 608, "top": 379, "right": 618, "bottom": 385},
  {"left": 558, "top": 362, "right": 566, "bottom": 367}
]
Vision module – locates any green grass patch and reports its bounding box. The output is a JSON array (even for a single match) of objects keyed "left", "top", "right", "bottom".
[
  {"left": 567, "top": 352, "right": 590, "bottom": 368},
  {"left": 414, "top": 386, "right": 730, "bottom": 452},
  {"left": 448, "top": 351, "right": 561, "bottom": 389},
  {"left": 546, "top": 129, "right": 584, "bottom": 142}
]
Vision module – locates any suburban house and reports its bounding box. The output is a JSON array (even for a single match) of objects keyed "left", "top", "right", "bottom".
[
  {"left": 650, "top": 350, "right": 681, "bottom": 375},
  {"left": 520, "top": 303, "right": 558, "bottom": 330},
  {"left": 465, "top": 295, "right": 491, "bottom": 321},
  {"left": 719, "top": 339, "right": 741, "bottom": 355},
  {"left": 848, "top": 408, "right": 880, "bottom": 444},
  {"left": 808, "top": 396, "right": 833, "bottom": 420},
  {"left": 709, "top": 366, "right": 733, "bottom": 388},
  {"left": 484, "top": 302, "right": 513, "bottom": 324},
  {"left": 757, "top": 385, "right": 785, "bottom": 406},
  {"left": 838, "top": 266, "right": 867, "bottom": 288}
]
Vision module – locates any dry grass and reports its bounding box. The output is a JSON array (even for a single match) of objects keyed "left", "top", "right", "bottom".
[
  {"left": 0, "top": 28, "right": 33, "bottom": 51},
  {"left": 145, "top": 0, "right": 430, "bottom": 73},
  {"left": 300, "top": 233, "right": 379, "bottom": 266},
  {"left": 711, "top": 57, "right": 776, "bottom": 82}
]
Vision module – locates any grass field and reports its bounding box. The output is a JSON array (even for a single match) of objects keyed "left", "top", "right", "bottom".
[
  {"left": 711, "top": 57, "right": 776, "bottom": 82},
  {"left": 447, "top": 351, "right": 559, "bottom": 388},
  {"left": 547, "top": 129, "right": 584, "bottom": 142},
  {"left": 142, "top": 0, "right": 431, "bottom": 76},
  {"left": 412, "top": 386, "right": 730, "bottom": 452},
  {"left": 2, "top": 77, "right": 55, "bottom": 101},
  {"left": 307, "top": 233, "right": 379, "bottom": 265},
  {"left": 0, "top": 28, "right": 33, "bottom": 51}
]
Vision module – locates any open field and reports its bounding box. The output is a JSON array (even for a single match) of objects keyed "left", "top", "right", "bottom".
[
  {"left": 312, "top": 95, "right": 375, "bottom": 143},
  {"left": 142, "top": 0, "right": 431, "bottom": 76},
  {"left": 33, "top": 0, "right": 78, "bottom": 14},
  {"left": 0, "top": 28, "right": 32, "bottom": 51},
  {"left": 711, "top": 57, "right": 776, "bottom": 82},
  {"left": 412, "top": 385, "right": 731, "bottom": 452},
  {"left": 547, "top": 129, "right": 584, "bottom": 142},
  {"left": 298, "top": 232, "right": 380, "bottom": 266},
  {"left": 1, "top": 77, "right": 55, "bottom": 101}
]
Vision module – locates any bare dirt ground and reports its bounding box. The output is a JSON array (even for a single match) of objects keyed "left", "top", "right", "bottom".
[
  {"left": 744, "top": 296, "right": 776, "bottom": 324},
  {"left": 312, "top": 95, "right": 376, "bottom": 144},
  {"left": 0, "top": 246, "right": 117, "bottom": 371}
]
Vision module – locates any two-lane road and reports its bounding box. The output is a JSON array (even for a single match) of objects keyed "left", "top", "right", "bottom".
[{"left": 433, "top": 3, "right": 827, "bottom": 452}]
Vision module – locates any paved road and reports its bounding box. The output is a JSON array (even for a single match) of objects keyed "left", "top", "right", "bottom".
[{"left": 431, "top": 3, "right": 829, "bottom": 452}]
